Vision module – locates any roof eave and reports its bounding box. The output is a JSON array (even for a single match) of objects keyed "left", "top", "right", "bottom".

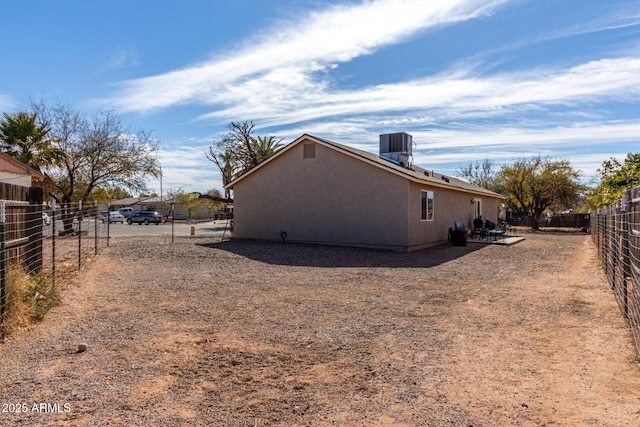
[
  {"left": 225, "top": 134, "right": 504, "bottom": 200},
  {"left": 224, "top": 134, "right": 317, "bottom": 190}
]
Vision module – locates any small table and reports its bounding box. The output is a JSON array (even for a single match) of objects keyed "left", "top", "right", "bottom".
[{"left": 488, "top": 229, "right": 506, "bottom": 241}]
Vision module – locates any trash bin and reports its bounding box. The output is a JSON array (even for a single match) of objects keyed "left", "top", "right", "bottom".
[{"left": 451, "top": 228, "right": 467, "bottom": 246}]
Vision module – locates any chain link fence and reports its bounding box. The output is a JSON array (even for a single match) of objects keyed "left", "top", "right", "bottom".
[{"left": 591, "top": 185, "right": 640, "bottom": 358}]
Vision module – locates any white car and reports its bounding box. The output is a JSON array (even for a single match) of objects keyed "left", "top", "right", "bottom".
[
  {"left": 99, "top": 211, "right": 125, "bottom": 223},
  {"left": 42, "top": 212, "right": 51, "bottom": 226},
  {"left": 108, "top": 211, "right": 125, "bottom": 223},
  {"left": 117, "top": 207, "right": 135, "bottom": 218}
]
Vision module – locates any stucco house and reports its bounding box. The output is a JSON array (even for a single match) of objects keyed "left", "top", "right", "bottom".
[
  {"left": 225, "top": 133, "right": 504, "bottom": 252},
  {"left": 0, "top": 151, "right": 45, "bottom": 188}
]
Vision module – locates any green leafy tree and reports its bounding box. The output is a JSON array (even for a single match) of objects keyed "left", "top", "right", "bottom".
[
  {"left": 0, "top": 111, "right": 65, "bottom": 172},
  {"left": 174, "top": 190, "right": 200, "bottom": 219},
  {"left": 588, "top": 153, "right": 640, "bottom": 207},
  {"left": 200, "top": 188, "right": 224, "bottom": 214},
  {"left": 495, "top": 156, "right": 584, "bottom": 230}
]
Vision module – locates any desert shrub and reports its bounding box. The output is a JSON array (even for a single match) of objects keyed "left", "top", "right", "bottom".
[{"left": 2, "top": 267, "right": 58, "bottom": 335}]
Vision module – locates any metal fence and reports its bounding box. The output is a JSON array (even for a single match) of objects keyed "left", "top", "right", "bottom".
[
  {"left": 0, "top": 200, "right": 111, "bottom": 338},
  {"left": 508, "top": 212, "right": 590, "bottom": 229},
  {"left": 591, "top": 186, "right": 640, "bottom": 358}
]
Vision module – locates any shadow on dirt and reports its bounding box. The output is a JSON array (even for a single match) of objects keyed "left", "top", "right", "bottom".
[
  {"left": 197, "top": 225, "right": 231, "bottom": 232},
  {"left": 198, "top": 239, "right": 488, "bottom": 268}
]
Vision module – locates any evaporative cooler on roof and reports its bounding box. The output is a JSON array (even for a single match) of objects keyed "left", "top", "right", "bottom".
[{"left": 379, "top": 132, "right": 413, "bottom": 169}]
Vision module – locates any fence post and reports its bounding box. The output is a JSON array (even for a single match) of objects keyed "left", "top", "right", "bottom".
[
  {"left": 612, "top": 205, "right": 616, "bottom": 285},
  {"left": 107, "top": 204, "right": 110, "bottom": 247},
  {"left": 78, "top": 201, "right": 82, "bottom": 270},
  {"left": 598, "top": 209, "right": 603, "bottom": 260},
  {"left": 26, "top": 186, "right": 43, "bottom": 275},
  {"left": 94, "top": 201, "right": 98, "bottom": 256},
  {"left": 0, "top": 202, "right": 5, "bottom": 338},
  {"left": 171, "top": 203, "right": 175, "bottom": 246},
  {"left": 603, "top": 207, "right": 609, "bottom": 283},
  {"left": 597, "top": 211, "right": 600, "bottom": 251},
  {"left": 51, "top": 201, "right": 56, "bottom": 288},
  {"left": 622, "top": 189, "right": 632, "bottom": 318},
  {"left": 620, "top": 189, "right": 631, "bottom": 318}
]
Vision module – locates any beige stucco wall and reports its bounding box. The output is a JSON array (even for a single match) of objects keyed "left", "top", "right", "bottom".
[
  {"left": 407, "top": 182, "right": 501, "bottom": 250},
  {"left": 233, "top": 138, "right": 504, "bottom": 251},
  {"left": 233, "top": 139, "right": 412, "bottom": 250},
  {"left": 0, "top": 171, "right": 31, "bottom": 187}
]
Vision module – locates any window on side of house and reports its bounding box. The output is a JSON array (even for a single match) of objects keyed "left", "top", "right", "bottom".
[{"left": 421, "top": 190, "right": 434, "bottom": 221}]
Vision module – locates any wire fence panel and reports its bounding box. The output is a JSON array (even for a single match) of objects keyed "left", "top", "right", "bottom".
[
  {"left": 0, "top": 200, "right": 109, "bottom": 338},
  {"left": 0, "top": 194, "right": 232, "bottom": 338},
  {"left": 591, "top": 186, "right": 640, "bottom": 358}
]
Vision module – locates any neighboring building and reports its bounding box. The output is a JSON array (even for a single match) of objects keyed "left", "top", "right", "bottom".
[
  {"left": 225, "top": 133, "right": 504, "bottom": 252},
  {"left": 109, "top": 197, "right": 150, "bottom": 213},
  {"left": 0, "top": 151, "right": 45, "bottom": 188}
]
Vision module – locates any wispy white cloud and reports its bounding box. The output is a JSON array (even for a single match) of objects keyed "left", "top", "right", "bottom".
[
  {"left": 101, "top": 0, "right": 511, "bottom": 112},
  {"left": 418, "top": 150, "right": 626, "bottom": 182},
  {"left": 101, "top": 0, "right": 639, "bottom": 192},
  {"left": 151, "top": 144, "right": 221, "bottom": 193},
  {"left": 278, "top": 119, "right": 639, "bottom": 177},
  {"left": 411, "top": 119, "right": 640, "bottom": 151},
  {"left": 196, "top": 56, "right": 640, "bottom": 128},
  {"left": 408, "top": 119, "right": 640, "bottom": 178},
  {"left": 101, "top": 0, "right": 640, "bottom": 132},
  {"left": 158, "top": 144, "right": 210, "bottom": 168},
  {"left": 548, "top": 9, "right": 640, "bottom": 41},
  {"left": 490, "top": 6, "right": 640, "bottom": 59}
]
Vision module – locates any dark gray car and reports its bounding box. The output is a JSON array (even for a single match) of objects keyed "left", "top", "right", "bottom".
[{"left": 127, "top": 211, "right": 162, "bottom": 225}]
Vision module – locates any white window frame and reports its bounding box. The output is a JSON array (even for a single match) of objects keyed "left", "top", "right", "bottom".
[{"left": 421, "top": 190, "right": 434, "bottom": 221}]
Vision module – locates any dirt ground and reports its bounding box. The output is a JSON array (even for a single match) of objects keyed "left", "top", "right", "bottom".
[{"left": 1, "top": 231, "right": 640, "bottom": 426}]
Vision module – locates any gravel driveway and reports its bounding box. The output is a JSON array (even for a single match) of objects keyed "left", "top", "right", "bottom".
[{"left": 1, "top": 232, "right": 639, "bottom": 426}]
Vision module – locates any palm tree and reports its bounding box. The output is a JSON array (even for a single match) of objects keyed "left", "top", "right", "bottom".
[
  {"left": 252, "top": 135, "right": 283, "bottom": 163},
  {"left": 0, "top": 111, "right": 65, "bottom": 172}
]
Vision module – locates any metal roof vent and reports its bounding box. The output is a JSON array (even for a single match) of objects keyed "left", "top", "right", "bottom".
[{"left": 379, "top": 132, "right": 413, "bottom": 169}]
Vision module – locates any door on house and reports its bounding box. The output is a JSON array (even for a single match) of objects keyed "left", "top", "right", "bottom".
[{"left": 475, "top": 200, "right": 482, "bottom": 218}]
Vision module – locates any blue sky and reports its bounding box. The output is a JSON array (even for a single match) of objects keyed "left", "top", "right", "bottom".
[{"left": 2, "top": 0, "right": 639, "bottom": 194}]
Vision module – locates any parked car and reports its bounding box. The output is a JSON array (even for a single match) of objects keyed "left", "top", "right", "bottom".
[
  {"left": 117, "top": 207, "right": 135, "bottom": 218},
  {"left": 42, "top": 212, "right": 51, "bottom": 226},
  {"left": 127, "top": 211, "right": 162, "bottom": 225},
  {"left": 98, "top": 211, "right": 125, "bottom": 223}
]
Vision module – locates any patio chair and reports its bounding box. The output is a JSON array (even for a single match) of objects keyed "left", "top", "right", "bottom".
[{"left": 471, "top": 217, "right": 486, "bottom": 240}]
